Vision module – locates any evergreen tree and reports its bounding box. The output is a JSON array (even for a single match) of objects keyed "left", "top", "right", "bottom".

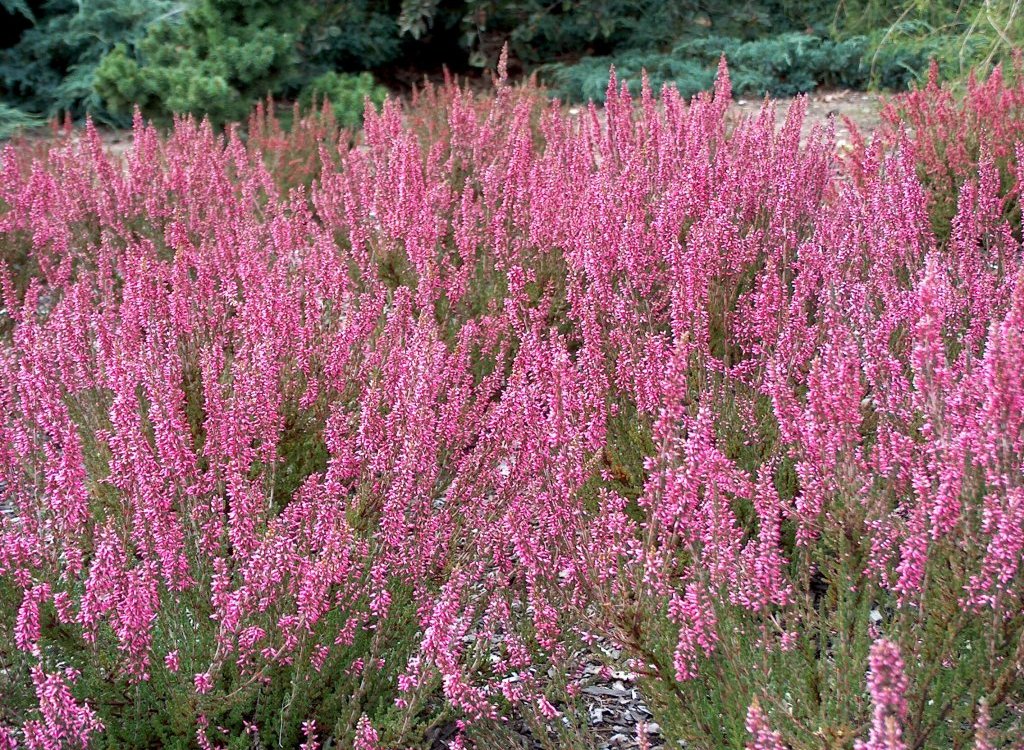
[{"left": 95, "top": 0, "right": 310, "bottom": 123}]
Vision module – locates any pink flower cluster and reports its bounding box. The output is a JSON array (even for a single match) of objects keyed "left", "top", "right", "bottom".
[
  {"left": 857, "top": 640, "right": 910, "bottom": 750},
  {"left": 1, "top": 60, "right": 1022, "bottom": 746}
]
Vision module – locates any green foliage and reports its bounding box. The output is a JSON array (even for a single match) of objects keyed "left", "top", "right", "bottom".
[
  {"left": 94, "top": 0, "right": 308, "bottom": 124},
  {"left": 831, "top": 0, "right": 961, "bottom": 38},
  {"left": 864, "top": 24, "right": 971, "bottom": 89},
  {"left": 0, "top": 581, "right": 436, "bottom": 748},
  {"left": 299, "top": 71, "right": 389, "bottom": 128},
  {"left": 403, "top": 0, "right": 840, "bottom": 67},
  {"left": 0, "top": 0, "right": 174, "bottom": 122},
  {"left": 9, "top": 0, "right": 1024, "bottom": 128},
  {"left": 399, "top": 0, "right": 443, "bottom": 39},
  {"left": 956, "top": 0, "right": 1024, "bottom": 71},
  {"left": 94, "top": 0, "right": 396, "bottom": 125},
  {"left": 0, "top": 0, "right": 32, "bottom": 20},
  {"left": 544, "top": 33, "right": 873, "bottom": 102},
  {"left": 302, "top": 0, "right": 403, "bottom": 72},
  {"left": 542, "top": 28, "right": 964, "bottom": 103},
  {"left": 0, "top": 101, "right": 40, "bottom": 139},
  {"left": 525, "top": 0, "right": 1024, "bottom": 102},
  {"left": 837, "top": 1, "right": 1024, "bottom": 84}
]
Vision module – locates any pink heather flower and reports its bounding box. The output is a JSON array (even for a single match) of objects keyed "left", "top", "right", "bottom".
[
  {"left": 3, "top": 57, "right": 1024, "bottom": 749},
  {"left": 353, "top": 715, "right": 379, "bottom": 750},
  {"left": 730, "top": 464, "right": 791, "bottom": 613},
  {"left": 0, "top": 727, "right": 15, "bottom": 750},
  {"left": 637, "top": 721, "right": 652, "bottom": 750},
  {"left": 746, "top": 700, "right": 787, "bottom": 750},
  {"left": 895, "top": 505, "right": 930, "bottom": 605},
  {"left": 51, "top": 591, "right": 74, "bottom": 624},
  {"left": 15, "top": 584, "right": 49, "bottom": 655},
  {"left": 311, "top": 643, "right": 330, "bottom": 672},
  {"left": 195, "top": 715, "right": 216, "bottom": 750},
  {"left": 536, "top": 696, "right": 560, "bottom": 719},
  {"left": 193, "top": 672, "right": 214, "bottom": 695},
  {"left": 973, "top": 699, "right": 993, "bottom": 750},
  {"left": 857, "top": 639, "right": 909, "bottom": 750},
  {"left": 27, "top": 665, "right": 103, "bottom": 749},
  {"left": 966, "top": 487, "right": 1024, "bottom": 609},
  {"left": 300, "top": 720, "right": 320, "bottom": 750},
  {"left": 668, "top": 583, "right": 718, "bottom": 681}
]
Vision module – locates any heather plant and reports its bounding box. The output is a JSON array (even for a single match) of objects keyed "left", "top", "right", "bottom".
[
  {"left": 857, "top": 57, "right": 1024, "bottom": 236},
  {"left": 1, "top": 60, "right": 1023, "bottom": 750},
  {"left": 245, "top": 99, "right": 345, "bottom": 192}
]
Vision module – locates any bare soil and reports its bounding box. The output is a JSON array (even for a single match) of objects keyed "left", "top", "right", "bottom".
[{"left": 731, "top": 88, "right": 883, "bottom": 147}]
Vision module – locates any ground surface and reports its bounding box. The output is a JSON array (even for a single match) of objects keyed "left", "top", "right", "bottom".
[{"left": 732, "top": 87, "right": 882, "bottom": 146}]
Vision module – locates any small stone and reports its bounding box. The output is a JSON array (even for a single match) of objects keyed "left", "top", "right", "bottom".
[{"left": 582, "top": 686, "right": 628, "bottom": 697}]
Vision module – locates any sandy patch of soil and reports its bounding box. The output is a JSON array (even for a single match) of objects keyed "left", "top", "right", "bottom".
[{"left": 731, "top": 88, "right": 882, "bottom": 148}]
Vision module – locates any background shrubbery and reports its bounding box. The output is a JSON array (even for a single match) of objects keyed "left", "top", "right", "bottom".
[
  {"left": 3, "top": 0, "right": 1024, "bottom": 130},
  {"left": 542, "top": 33, "right": 872, "bottom": 103},
  {"left": 0, "top": 0, "right": 177, "bottom": 123}
]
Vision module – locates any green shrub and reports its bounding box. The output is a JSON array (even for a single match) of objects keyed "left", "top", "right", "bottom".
[
  {"left": 94, "top": 0, "right": 309, "bottom": 124},
  {"left": 404, "top": 0, "right": 840, "bottom": 67},
  {"left": 303, "top": 0, "right": 404, "bottom": 72},
  {"left": 0, "top": 101, "right": 40, "bottom": 139},
  {"left": 543, "top": 33, "right": 873, "bottom": 103},
  {"left": 0, "top": 0, "right": 32, "bottom": 19},
  {"left": 298, "top": 71, "right": 389, "bottom": 129},
  {"left": 836, "top": 1, "right": 1024, "bottom": 85},
  {"left": 0, "top": 0, "right": 173, "bottom": 122},
  {"left": 864, "top": 26, "right": 966, "bottom": 90},
  {"left": 541, "top": 30, "right": 959, "bottom": 103}
]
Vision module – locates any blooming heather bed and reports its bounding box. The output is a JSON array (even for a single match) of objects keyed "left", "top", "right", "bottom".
[{"left": 0, "top": 61, "right": 1022, "bottom": 749}]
